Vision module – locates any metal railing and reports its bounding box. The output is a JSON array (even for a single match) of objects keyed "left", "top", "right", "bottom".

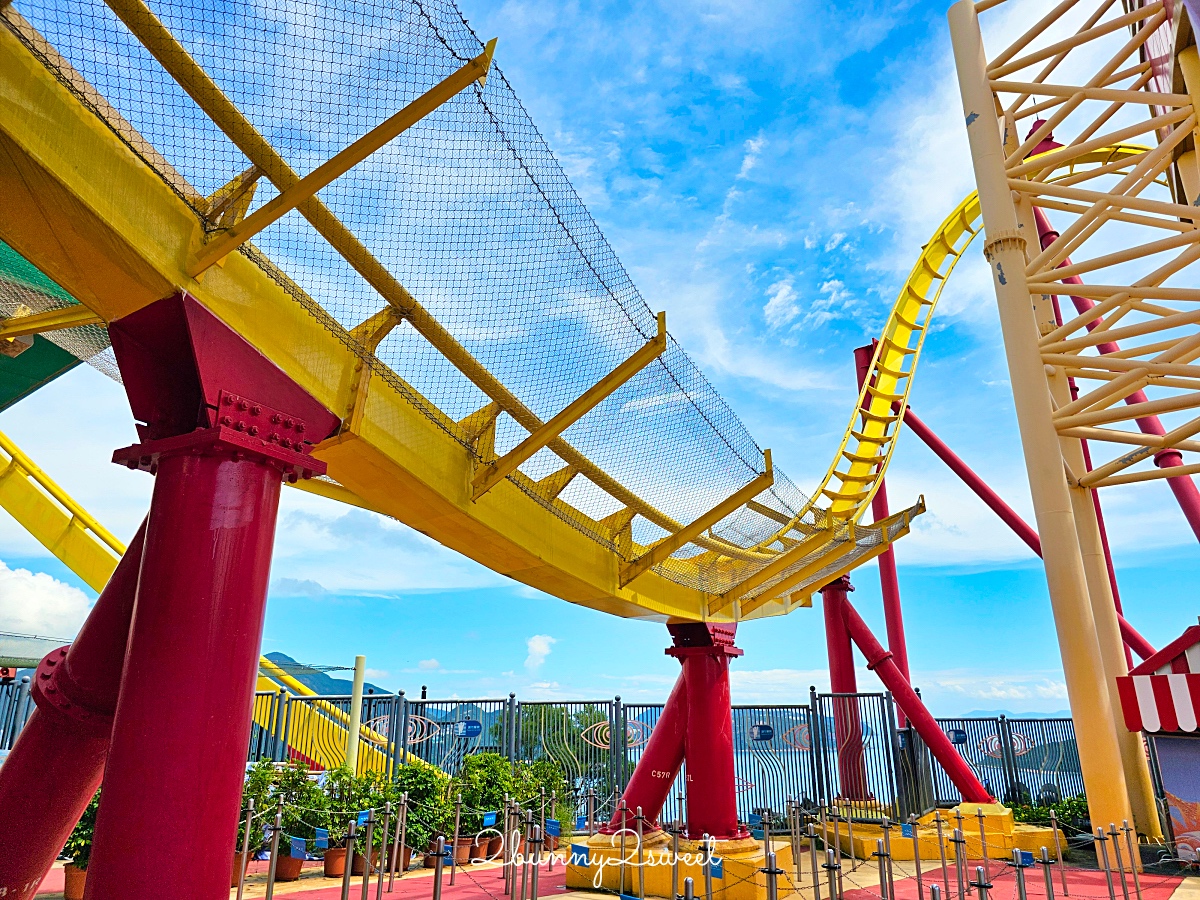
[{"left": 1, "top": 679, "right": 1085, "bottom": 821}]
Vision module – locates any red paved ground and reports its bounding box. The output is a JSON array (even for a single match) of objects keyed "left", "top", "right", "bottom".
[
  {"left": 843, "top": 860, "right": 1183, "bottom": 900},
  {"left": 36, "top": 861, "right": 567, "bottom": 898}
]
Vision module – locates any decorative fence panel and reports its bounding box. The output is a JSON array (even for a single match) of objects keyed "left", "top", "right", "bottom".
[{"left": 0, "top": 674, "right": 1086, "bottom": 824}]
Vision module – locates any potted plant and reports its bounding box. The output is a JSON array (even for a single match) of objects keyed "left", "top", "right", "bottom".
[
  {"left": 234, "top": 759, "right": 276, "bottom": 887},
  {"left": 61, "top": 789, "right": 100, "bottom": 900},
  {"left": 390, "top": 762, "right": 452, "bottom": 868},
  {"left": 451, "top": 753, "right": 513, "bottom": 860},
  {"left": 275, "top": 762, "right": 328, "bottom": 881},
  {"left": 322, "top": 768, "right": 390, "bottom": 876},
  {"left": 514, "top": 759, "right": 571, "bottom": 850}
]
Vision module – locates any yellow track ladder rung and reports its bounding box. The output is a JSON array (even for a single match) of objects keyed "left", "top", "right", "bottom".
[
  {"left": 841, "top": 448, "right": 883, "bottom": 465},
  {"left": 822, "top": 487, "right": 869, "bottom": 503},
  {"left": 850, "top": 428, "right": 896, "bottom": 443},
  {"left": 879, "top": 337, "right": 917, "bottom": 355},
  {"left": 865, "top": 385, "right": 905, "bottom": 403}
]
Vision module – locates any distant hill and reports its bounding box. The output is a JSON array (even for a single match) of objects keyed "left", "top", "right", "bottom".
[{"left": 263, "top": 652, "right": 388, "bottom": 696}]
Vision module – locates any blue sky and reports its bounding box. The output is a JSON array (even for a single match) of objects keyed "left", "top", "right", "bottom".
[{"left": 1, "top": 0, "right": 1198, "bottom": 715}]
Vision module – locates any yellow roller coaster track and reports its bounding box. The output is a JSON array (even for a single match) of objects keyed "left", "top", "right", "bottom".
[{"left": 0, "top": 0, "right": 1154, "bottom": 623}]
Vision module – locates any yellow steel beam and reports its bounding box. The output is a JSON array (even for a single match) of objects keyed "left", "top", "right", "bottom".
[
  {"left": 188, "top": 40, "right": 497, "bottom": 277},
  {"left": 0, "top": 304, "right": 103, "bottom": 339},
  {"left": 620, "top": 450, "right": 774, "bottom": 587},
  {"left": 710, "top": 525, "right": 838, "bottom": 613},
  {"left": 0, "top": 428, "right": 121, "bottom": 591},
  {"left": 470, "top": 312, "right": 668, "bottom": 500}
]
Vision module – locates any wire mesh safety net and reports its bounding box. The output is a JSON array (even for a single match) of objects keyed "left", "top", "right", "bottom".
[{"left": 2, "top": 0, "right": 906, "bottom": 599}]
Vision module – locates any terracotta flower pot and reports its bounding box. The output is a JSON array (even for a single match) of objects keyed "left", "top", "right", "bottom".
[
  {"left": 275, "top": 853, "right": 305, "bottom": 882},
  {"left": 64, "top": 864, "right": 86, "bottom": 900},
  {"left": 231, "top": 851, "right": 251, "bottom": 888},
  {"left": 389, "top": 844, "right": 413, "bottom": 873},
  {"left": 422, "top": 853, "right": 442, "bottom": 869},
  {"left": 324, "top": 847, "right": 348, "bottom": 877},
  {"left": 351, "top": 848, "right": 379, "bottom": 875},
  {"left": 486, "top": 835, "right": 504, "bottom": 859},
  {"left": 454, "top": 837, "right": 473, "bottom": 864}
]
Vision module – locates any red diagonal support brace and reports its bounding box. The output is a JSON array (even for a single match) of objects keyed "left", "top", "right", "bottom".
[
  {"left": 0, "top": 522, "right": 146, "bottom": 900},
  {"left": 840, "top": 596, "right": 993, "bottom": 802}
]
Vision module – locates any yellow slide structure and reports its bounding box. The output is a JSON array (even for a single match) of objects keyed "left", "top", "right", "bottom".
[{"left": 0, "top": 2, "right": 1147, "bottom": 628}]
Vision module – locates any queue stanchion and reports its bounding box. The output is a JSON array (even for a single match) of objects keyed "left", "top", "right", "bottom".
[
  {"left": 951, "top": 829, "right": 967, "bottom": 900},
  {"left": 431, "top": 836, "right": 446, "bottom": 900},
  {"left": 376, "top": 802, "right": 391, "bottom": 900},
  {"left": 763, "top": 850, "right": 782, "bottom": 900},
  {"left": 703, "top": 836, "right": 715, "bottom": 900},
  {"left": 341, "top": 820, "right": 358, "bottom": 900},
  {"left": 1013, "top": 849, "right": 1029, "bottom": 900},
  {"left": 635, "top": 805, "right": 646, "bottom": 900},
  {"left": 976, "top": 808, "right": 990, "bottom": 886},
  {"left": 1096, "top": 828, "right": 1117, "bottom": 900},
  {"left": 808, "top": 823, "right": 822, "bottom": 900},
  {"left": 520, "top": 812, "right": 532, "bottom": 900},
  {"left": 935, "top": 812, "right": 950, "bottom": 900},
  {"left": 265, "top": 796, "right": 284, "bottom": 900},
  {"left": 450, "top": 793, "right": 462, "bottom": 885},
  {"left": 910, "top": 815, "right": 924, "bottom": 900},
  {"left": 361, "top": 808, "right": 376, "bottom": 900},
  {"left": 876, "top": 840, "right": 890, "bottom": 900},
  {"left": 882, "top": 815, "right": 894, "bottom": 890},
  {"left": 1109, "top": 823, "right": 1131, "bottom": 900},
  {"left": 1038, "top": 847, "right": 1057, "bottom": 900},
  {"left": 235, "top": 798, "right": 255, "bottom": 900},
  {"left": 388, "top": 792, "right": 408, "bottom": 892},
  {"left": 1122, "top": 821, "right": 1142, "bottom": 900},
  {"left": 823, "top": 848, "right": 841, "bottom": 900},
  {"left": 684, "top": 875, "right": 695, "bottom": 900},
  {"left": 1050, "top": 810, "right": 1068, "bottom": 897},
  {"left": 529, "top": 826, "right": 544, "bottom": 900},
  {"left": 971, "top": 866, "right": 992, "bottom": 900}
]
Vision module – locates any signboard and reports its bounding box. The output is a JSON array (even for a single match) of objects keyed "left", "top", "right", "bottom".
[
  {"left": 1016, "top": 850, "right": 1033, "bottom": 867},
  {"left": 750, "top": 724, "right": 774, "bottom": 741},
  {"left": 356, "top": 810, "right": 370, "bottom": 827},
  {"left": 454, "top": 719, "right": 483, "bottom": 738},
  {"left": 315, "top": 827, "right": 329, "bottom": 849},
  {"left": 901, "top": 823, "right": 914, "bottom": 838},
  {"left": 570, "top": 844, "right": 590, "bottom": 866},
  {"left": 482, "top": 811, "right": 498, "bottom": 827},
  {"left": 576, "top": 815, "right": 589, "bottom": 831},
  {"left": 946, "top": 728, "right": 968, "bottom": 745},
  {"left": 709, "top": 857, "right": 724, "bottom": 879},
  {"left": 290, "top": 836, "right": 307, "bottom": 859},
  {"left": 545, "top": 818, "right": 561, "bottom": 837},
  {"left": 1155, "top": 735, "right": 1200, "bottom": 861}
]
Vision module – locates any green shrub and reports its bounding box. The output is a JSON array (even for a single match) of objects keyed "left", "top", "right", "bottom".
[
  {"left": 237, "top": 759, "right": 277, "bottom": 851},
  {"left": 275, "top": 762, "right": 329, "bottom": 852},
  {"left": 1011, "top": 794, "right": 1089, "bottom": 831},
  {"left": 62, "top": 790, "right": 100, "bottom": 870},
  {"left": 390, "top": 763, "right": 453, "bottom": 851},
  {"left": 450, "top": 753, "right": 514, "bottom": 836}
]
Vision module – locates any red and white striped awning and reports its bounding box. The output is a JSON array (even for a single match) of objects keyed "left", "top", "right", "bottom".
[{"left": 1116, "top": 624, "right": 1200, "bottom": 734}]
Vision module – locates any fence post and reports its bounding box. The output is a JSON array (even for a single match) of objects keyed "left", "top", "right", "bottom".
[
  {"left": 612, "top": 695, "right": 624, "bottom": 795},
  {"left": 810, "top": 687, "right": 828, "bottom": 806},
  {"left": 883, "top": 692, "right": 906, "bottom": 820},
  {"left": 397, "top": 691, "right": 409, "bottom": 769},
  {"left": 997, "top": 716, "right": 1020, "bottom": 803}
]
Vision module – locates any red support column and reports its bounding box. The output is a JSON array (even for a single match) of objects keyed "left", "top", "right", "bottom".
[
  {"left": 667, "top": 623, "right": 747, "bottom": 840},
  {"left": 0, "top": 523, "right": 146, "bottom": 900},
  {"left": 608, "top": 624, "right": 748, "bottom": 841},
  {"left": 854, "top": 343, "right": 912, "bottom": 725},
  {"left": 840, "top": 599, "right": 993, "bottom": 803},
  {"left": 79, "top": 294, "right": 339, "bottom": 900},
  {"left": 821, "top": 577, "right": 868, "bottom": 800}
]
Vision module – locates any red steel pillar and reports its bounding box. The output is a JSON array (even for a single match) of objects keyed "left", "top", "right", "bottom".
[
  {"left": 0, "top": 523, "right": 146, "bottom": 900},
  {"left": 667, "top": 623, "right": 747, "bottom": 840},
  {"left": 854, "top": 343, "right": 912, "bottom": 724},
  {"left": 605, "top": 624, "right": 748, "bottom": 840},
  {"left": 821, "top": 577, "right": 868, "bottom": 800},
  {"left": 840, "top": 599, "right": 992, "bottom": 802},
  {"left": 80, "top": 293, "right": 338, "bottom": 900}
]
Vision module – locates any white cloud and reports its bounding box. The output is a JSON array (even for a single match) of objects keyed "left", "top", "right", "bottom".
[
  {"left": 418, "top": 658, "right": 440, "bottom": 670},
  {"left": 0, "top": 561, "right": 91, "bottom": 637},
  {"left": 524, "top": 634, "right": 557, "bottom": 673},
  {"left": 763, "top": 278, "right": 800, "bottom": 328}
]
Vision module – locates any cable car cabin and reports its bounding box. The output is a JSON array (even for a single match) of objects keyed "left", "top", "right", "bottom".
[{"left": 1117, "top": 623, "right": 1200, "bottom": 859}]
